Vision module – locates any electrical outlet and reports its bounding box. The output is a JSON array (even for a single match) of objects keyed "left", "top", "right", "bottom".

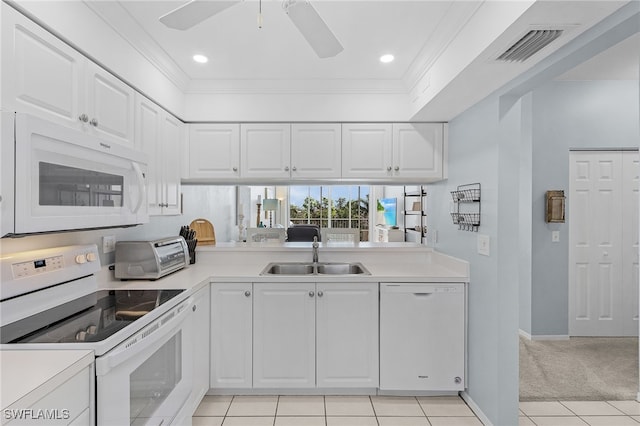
[
  {"left": 477, "top": 234, "right": 490, "bottom": 256},
  {"left": 103, "top": 235, "right": 116, "bottom": 253},
  {"left": 552, "top": 231, "right": 560, "bottom": 242}
]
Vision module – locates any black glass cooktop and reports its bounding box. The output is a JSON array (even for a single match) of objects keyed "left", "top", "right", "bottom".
[{"left": 1, "top": 289, "right": 184, "bottom": 344}]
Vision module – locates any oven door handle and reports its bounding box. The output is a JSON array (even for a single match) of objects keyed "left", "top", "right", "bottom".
[{"left": 96, "top": 298, "right": 193, "bottom": 376}]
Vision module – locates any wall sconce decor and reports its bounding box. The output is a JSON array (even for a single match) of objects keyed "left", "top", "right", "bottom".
[{"left": 545, "top": 190, "right": 565, "bottom": 223}]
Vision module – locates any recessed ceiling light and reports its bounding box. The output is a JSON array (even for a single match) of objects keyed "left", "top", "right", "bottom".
[
  {"left": 193, "top": 54, "right": 208, "bottom": 64},
  {"left": 380, "top": 54, "right": 395, "bottom": 63}
]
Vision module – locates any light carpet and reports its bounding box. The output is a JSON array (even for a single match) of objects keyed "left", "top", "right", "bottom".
[{"left": 519, "top": 336, "right": 638, "bottom": 401}]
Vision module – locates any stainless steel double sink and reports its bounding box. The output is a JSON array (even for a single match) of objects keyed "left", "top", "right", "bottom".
[{"left": 260, "top": 262, "right": 370, "bottom": 276}]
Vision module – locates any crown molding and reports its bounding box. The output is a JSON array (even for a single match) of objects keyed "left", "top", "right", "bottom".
[
  {"left": 186, "top": 78, "right": 409, "bottom": 95},
  {"left": 83, "top": 1, "right": 191, "bottom": 91}
]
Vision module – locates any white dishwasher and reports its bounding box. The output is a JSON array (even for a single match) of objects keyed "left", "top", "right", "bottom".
[{"left": 380, "top": 283, "right": 465, "bottom": 391}]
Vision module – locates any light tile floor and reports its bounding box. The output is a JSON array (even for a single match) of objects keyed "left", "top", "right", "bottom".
[
  {"left": 193, "top": 396, "right": 640, "bottom": 425},
  {"left": 519, "top": 400, "right": 640, "bottom": 426},
  {"left": 192, "top": 395, "right": 483, "bottom": 426}
]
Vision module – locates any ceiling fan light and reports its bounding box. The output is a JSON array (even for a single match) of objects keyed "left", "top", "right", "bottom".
[
  {"left": 380, "top": 54, "right": 395, "bottom": 63},
  {"left": 193, "top": 54, "right": 208, "bottom": 64}
]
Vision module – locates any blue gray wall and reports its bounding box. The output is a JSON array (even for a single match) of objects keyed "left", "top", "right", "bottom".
[{"left": 527, "top": 79, "right": 639, "bottom": 336}]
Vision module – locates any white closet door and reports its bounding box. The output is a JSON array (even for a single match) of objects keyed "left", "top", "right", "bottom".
[
  {"left": 569, "top": 151, "right": 638, "bottom": 336},
  {"left": 622, "top": 152, "right": 639, "bottom": 335}
]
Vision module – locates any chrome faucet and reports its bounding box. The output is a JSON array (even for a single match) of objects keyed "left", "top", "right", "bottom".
[{"left": 312, "top": 236, "right": 319, "bottom": 263}]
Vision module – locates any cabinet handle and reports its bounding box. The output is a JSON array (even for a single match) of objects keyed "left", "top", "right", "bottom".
[
  {"left": 244, "top": 290, "right": 251, "bottom": 297},
  {"left": 317, "top": 291, "right": 323, "bottom": 298},
  {"left": 309, "top": 291, "right": 315, "bottom": 298},
  {"left": 284, "top": 166, "right": 290, "bottom": 172},
  {"left": 394, "top": 166, "right": 400, "bottom": 171},
  {"left": 232, "top": 167, "right": 238, "bottom": 172},
  {"left": 78, "top": 114, "right": 89, "bottom": 123},
  {"left": 90, "top": 118, "right": 99, "bottom": 127},
  {"left": 292, "top": 166, "right": 297, "bottom": 172},
  {"left": 387, "top": 166, "right": 392, "bottom": 172}
]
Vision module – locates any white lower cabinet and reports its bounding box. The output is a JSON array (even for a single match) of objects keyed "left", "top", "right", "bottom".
[
  {"left": 253, "top": 283, "right": 316, "bottom": 388},
  {"left": 191, "top": 285, "right": 211, "bottom": 402},
  {"left": 210, "top": 283, "right": 253, "bottom": 389},
  {"left": 210, "top": 282, "right": 379, "bottom": 390},
  {"left": 316, "top": 283, "right": 379, "bottom": 388}
]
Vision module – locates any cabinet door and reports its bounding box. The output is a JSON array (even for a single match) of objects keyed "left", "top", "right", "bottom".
[
  {"left": 240, "top": 124, "right": 291, "bottom": 179},
  {"left": 2, "top": 5, "right": 82, "bottom": 128},
  {"left": 160, "top": 113, "right": 183, "bottom": 215},
  {"left": 211, "top": 283, "right": 253, "bottom": 389},
  {"left": 188, "top": 124, "right": 240, "bottom": 179},
  {"left": 135, "top": 95, "right": 163, "bottom": 215},
  {"left": 84, "top": 61, "right": 135, "bottom": 148},
  {"left": 253, "top": 283, "right": 315, "bottom": 388},
  {"left": 192, "top": 285, "right": 211, "bottom": 401},
  {"left": 316, "top": 282, "right": 379, "bottom": 388},
  {"left": 392, "top": 123, "right": 443, "bottom": 180},
  {"left": 291, "top": 123, "right": 341, "bottom": 179},
  {"left": 342, "top": 124, "right": 392, "bottom": 178}
]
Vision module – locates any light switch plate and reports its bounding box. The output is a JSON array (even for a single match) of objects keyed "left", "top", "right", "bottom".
[
  {"left": 103, "top": 235, "right": 116, "bottom": 253},
  {"left": 477, "top": 234, "right": 490, "bottom": 256}
]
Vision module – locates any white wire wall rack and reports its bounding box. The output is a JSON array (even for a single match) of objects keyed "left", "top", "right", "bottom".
[{"left": 450, "top": 183, "right": 481, "bottom": 231}]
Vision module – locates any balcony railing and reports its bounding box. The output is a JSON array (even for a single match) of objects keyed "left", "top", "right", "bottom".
[{"left": 290, "top": 218, "right": 369, "bottom": 241}]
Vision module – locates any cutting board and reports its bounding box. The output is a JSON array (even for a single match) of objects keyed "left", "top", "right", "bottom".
[{"left": 190, "top": 218, "right": 216, "bottom": 245}]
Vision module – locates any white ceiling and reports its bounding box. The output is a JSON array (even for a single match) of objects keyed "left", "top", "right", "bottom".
[{"left": 80, "top": 0, "right": 636, "bottom": 120}]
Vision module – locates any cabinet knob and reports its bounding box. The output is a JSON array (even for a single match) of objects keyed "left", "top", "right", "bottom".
[
  {"left": 309, "top": 291, "right": 315, "bottom": 298},
  {"left": 78, "top": 114, "right": 89, "bottom": 123},
  {"left": 244, "top": 290, "right": 251, "bottom": 297},
  {"left": 232, "top": 167, "right": 238, "bottom": 172},
  {"left": 90, "top": 118, "right": 99, "bottom": 127},
  {"left": 454, "top": 377, "right": 462, "bottom": 384},
  {"left": 192, "top": 305, "right": 197, "bottom": 312},
  {"left": 317, "top": 291, "right": 323, "bottom": 298},
  {"left": 292, "top": 166, "right": 297, "bottom": 172},
  {"left": 284, "top": 166, "right": 290, "bottom": 172},
  {"left": 394, "top": 166, "right": 400, "bottom": 171},
  {"left": 387, "top": 166, "right": 392, "bottom": 172}
]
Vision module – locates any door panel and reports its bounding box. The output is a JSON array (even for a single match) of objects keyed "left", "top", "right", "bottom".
[{"left": 569, "top": 151, "right": 637, "bottom": 336}]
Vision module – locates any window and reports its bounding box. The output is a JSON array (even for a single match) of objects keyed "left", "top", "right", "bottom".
[{"left": 289, "top": 186, "right": 370, "bottom": 241}]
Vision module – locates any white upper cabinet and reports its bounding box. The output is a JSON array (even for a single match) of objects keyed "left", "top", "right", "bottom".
[
  {"left": 240, "top": 123, "right": 291, "bottom": 180},
  {"left": 135, "top": 94, "right": 182, "bottom": 216},
  {"left": 2, "top": 5, "right": 135, "bottom": 148},
  {"left": 187, "top": 124, "right": 240, "bottom": 180},
  {"left": 342, "top": 123, "right": 446, "bottom": 181},
  {"left": 83, "top": 61, "right": 135, "bottom": 148},
  {"left": 342, "top": 123, "right": 393, "bottom": 179},
  {"left": 393, "top": 123, "right": 444, "bottom": 180},
  {"left": 291, "top": 123, "right": 342, "bottom": 179}
]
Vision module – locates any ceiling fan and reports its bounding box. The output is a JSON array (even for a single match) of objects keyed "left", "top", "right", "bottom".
[{"left": 159, "top": 0, "right": 344, "bottom": 58}]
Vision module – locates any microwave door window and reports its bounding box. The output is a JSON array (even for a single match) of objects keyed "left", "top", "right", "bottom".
[{"left": 39, "top": 162, "right": 124, "bottom": 207}]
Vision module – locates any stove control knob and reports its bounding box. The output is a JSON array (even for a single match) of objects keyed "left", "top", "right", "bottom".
[
  {"left": 86, "top": 325, "right": 97, "bottom": 334},
  {"left": 86, "top": 252, "right": 98, "bottom": 262},
  {"left": 76, "top": 330, "right": 87, "bottom": 341},
  {"left": 75, "top": 254, "right": 87, "bottom": 264}
]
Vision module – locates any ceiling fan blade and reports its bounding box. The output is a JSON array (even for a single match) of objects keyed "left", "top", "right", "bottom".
[
  {"left": 159, "top": 0, "right": 241, "bottom": 30},
  {"left": 284, "top": 0, "right": 343, "bottom": 58}
]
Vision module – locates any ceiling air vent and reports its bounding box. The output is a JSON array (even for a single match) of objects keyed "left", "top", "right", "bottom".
[{"left": 497, "top": 29, "right": 563, "bottom": 62}]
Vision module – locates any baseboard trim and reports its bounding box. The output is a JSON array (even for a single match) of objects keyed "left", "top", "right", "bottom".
[
  {"left": 461, "top": 391, "right": 493, "bottom": 426},
  {"left": 519, "top": 329, "right": 569, "bottom": 341}
]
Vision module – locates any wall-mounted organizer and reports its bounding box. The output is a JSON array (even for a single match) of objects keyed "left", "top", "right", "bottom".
[
  {"left": 545, "top": 190, "right": 565, "bottom": 223},
  {"left": 450, "top": 183, "right": 481, "bottom": 231},
  {"left": 404, "top": 186, "right": 427, "bottom": 244}
]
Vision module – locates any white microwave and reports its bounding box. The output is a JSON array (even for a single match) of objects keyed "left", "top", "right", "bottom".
[{"left": 1, "top": 112, "right": 148, "bottom": 236}]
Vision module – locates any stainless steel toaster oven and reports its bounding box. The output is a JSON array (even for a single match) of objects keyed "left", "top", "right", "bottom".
[{"left": 115, "top": 236, "right": 189, "bottom": 280}]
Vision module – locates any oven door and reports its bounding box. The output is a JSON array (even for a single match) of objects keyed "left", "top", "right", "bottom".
[
  {"left": 13, "top": 113, "right": 148, "bottom": 235},
  {"left": 95, "top": 297, "right": 193, "bottom": 426}
]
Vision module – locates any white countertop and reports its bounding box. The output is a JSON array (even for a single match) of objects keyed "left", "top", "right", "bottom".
[
  {"left": 99, "top": 243, "right": 469, "bottom": 292},
  {"left": 0, "top": 350, "right": 94, "bottom": 410}
]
